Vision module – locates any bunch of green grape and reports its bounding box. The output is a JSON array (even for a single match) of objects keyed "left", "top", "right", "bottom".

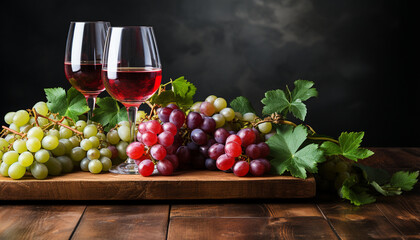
[{"left": 0, "top": 102, "right": 129, "bottom": 180}]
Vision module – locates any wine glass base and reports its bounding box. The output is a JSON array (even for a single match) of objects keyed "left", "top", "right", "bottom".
[{"left": 109, "top": 162, "right": 138, "bottom": 174}]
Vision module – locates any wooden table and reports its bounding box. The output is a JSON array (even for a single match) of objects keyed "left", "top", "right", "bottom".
[{"left": 0, "top": 148, "right": 419, "bottom": 239}]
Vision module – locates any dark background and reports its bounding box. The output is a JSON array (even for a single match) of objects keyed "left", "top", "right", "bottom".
[{"left": 0, "top": 0, "right": 418, "bottom": 146}]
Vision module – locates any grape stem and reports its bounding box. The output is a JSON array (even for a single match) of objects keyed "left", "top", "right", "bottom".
[
  {"left": 307, "top": 136, "right": 339, "bottom": 144},
  {"left": 33, "top": 111, "right": 83, "bottom": 136},
  {"left": 1, "top": 126, "right": 25, "bottom": 137}
]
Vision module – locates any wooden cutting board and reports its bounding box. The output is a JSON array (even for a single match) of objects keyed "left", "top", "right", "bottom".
[{"left": 0, "top": 171, "right": 315, "bottom": 200}]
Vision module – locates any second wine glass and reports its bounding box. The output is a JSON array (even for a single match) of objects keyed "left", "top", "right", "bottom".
[{"left": 102, "top": 26, "right": 162, "bottom": 174}]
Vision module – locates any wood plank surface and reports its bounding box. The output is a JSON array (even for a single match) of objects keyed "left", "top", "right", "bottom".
[
  {"left": 0, "top": 205, "right": 85, "bottom": 240},
  {"left": 71, "top": 205, "right": 170, "bottom": 240},
  {"left": 0, "top": 170, "right": 315, "bottom": 200},
  {"left": 167, "top": 217, "right": 338, "bottom": 240}
]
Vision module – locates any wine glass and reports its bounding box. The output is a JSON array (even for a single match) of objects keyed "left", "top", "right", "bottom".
[
  {"left": 64, "top": 21, "right": 111, "bottom": 121},
  {"left": 102, "top": 26, "right": 162, "bottom": 174}
]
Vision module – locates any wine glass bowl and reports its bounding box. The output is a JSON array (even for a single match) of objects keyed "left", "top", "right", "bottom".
[
  {"left": 102, "top": 26, "right": 161, "bottom": 174},
  {"left": 64, "top": 21, "right": 111, "bottom": 119}
]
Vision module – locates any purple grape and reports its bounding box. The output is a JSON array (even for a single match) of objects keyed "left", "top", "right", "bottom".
[
  {"left": 252, "top": 128, "right": 263, "bottom": 143},
  {"left": 191, "top": 153, "right": 206, "bottom": 169},
  {"left": 214, "top": 128, "right": 230, "bottom": 144},
  {"left": 200, "top": 117, "right": 216, "bottom": 134},
  {"left": 255, "top": 158, "right": 271, "bottom": 173},
  {"left": 169, "top": 109, "right": 186, "bottom": 129},
  {"left": 257, "top": 142, "right": 270, "bottom": 158},
  {"left": 187, "top": 141, "right": 199, "bottom": 151},
  {"left": 166, "top": 103, "right": 179, "bottom": 109},
  {"left": 165, "top": 154, "right": 179, "bottom": 170},
  {"left": 187, "top": 112, "right": 203, "bottom": 129},
  {"left": 207, "top": 138, "right": 216, "bottom": 147},
  {"left": 157, "top": 159, "right": 174, "bottom": 176},
  {"left": 250, "top": 160, "right": 265, "bottom": 176},
  {"left": 199, "top": 145, "right": 210, "bottom": 157},
  {"left": 191, "top": 128, "right": 207, "bottom": 146},
  {"left": 229, "top": 131, "right": 236, "bottom": 135},
  {"left": 176, "top": 146, "right": 191, "bottom": 166},
  {"left": 165, "top": 145, "right": 176, "bottom": 155},
  {"left": 205, "top": 158, "right": 217, "bottom": 170},
  {"left": 158, "top": 107, "right": 173, "bottom": 122},
  {"left": 245, "top": 144, "right": 260, "bottom": 159},
  {"left": 208, "top": 143, "right": 225, "bottom": 160}
]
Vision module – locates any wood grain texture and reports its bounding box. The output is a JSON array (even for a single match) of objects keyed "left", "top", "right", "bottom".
[
  {"left": 0, "top": 170, "right": 315, "bottom": 200},
  {"left": 167, "top": 217, "right": 338, "bottom": 240},
  {"left": 0, "top": 205, "right": 85, "bottom": 240},
  {"left": 71, "top": 205, "right": 170, "bottom": 240}
]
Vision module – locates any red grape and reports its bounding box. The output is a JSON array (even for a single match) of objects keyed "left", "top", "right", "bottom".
[
  {"left": 237, "top": 128, "right": 256, "bottom": 147},
  {"left": 169, "top": 109, "right": 185, "bottom": 128},
  {"left": 245, "top": 144, "right": 260, "bottom": 159},
  {"left": 139, "top": 159, "right": 155, "bottom": 177},
  {"left": 208, "top": 143, "right": 225, "bottom": 160},
  {"left": 255, "top": 158, "right": 271, "bottom": 173},
  {"left": 136, "top": 132, "right": 142, "bottom": 142},
  {"left": 216, "top": 154, "right": 235, "bottom": 171},
  {"left": 250, "top": 160, "right": 265, "bottom": 176},
  {"left": 150, "top": 144, "right": 167, "bottom": 160},
  {"left": 226, "top": 134, "right": 242, "bottom": 145},
  {"left": 107, "top": 145, "right": 118, "bottom": 159},
  {"left": 141, "top": 132, "right": 158, "bottom": 146},
  {"left": 126, "top": 142, "right": 145, "bottom": 160},
  {"left": 233, "top": 161, "right": 250, "bottom": 177},
  {"left": 162, "top": 122, "right": 177, "bottom": 136},
  {"left": 138, "top": 122, "right": 147, "bottom": 133},
  {"left": 200, "top": 101, "right": 216, "bottom": 116},
  {"left": 158, "top": 131, "right": 175, "bottom": 147},
  {"left": 134, "top": 155, "right": 147, "bottom": 165},
  {"left": 165, "top": 154, "right": 179, "bottom": 170},
  {"left": 157, "top": 159, "right": 174, "bottom": 175},
  {"left": 225, "top": 141, "right": 242, "bottom": 158},
  {"left": 146, "top": 120, "right": 163, "bottom": 134}
]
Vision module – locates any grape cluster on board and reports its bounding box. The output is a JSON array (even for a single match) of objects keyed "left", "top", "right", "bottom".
[{"left": 130, "top": 95, "right": 274, "bottom": 177}]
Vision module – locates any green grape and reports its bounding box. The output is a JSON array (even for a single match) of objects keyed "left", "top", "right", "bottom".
[
  {"left": 243, "top": 112, "right": 257, "bottom": 122},
  {"left": 0, "top": 162, "right": 10, "bottom": 177},
  {"left": 0, "top": 151, "right": 3, "bottom": 160},
  {"left": 0, "top": 138, "right": 9, "bottom": 151},
  {"left": 45, "top": 157, "right": 62, "bottom": 176},
  {"left": 27, "top": 126, "right": 44, "bottom": 141},
  {"left": 51, "top": 142, "right": 66, "bottom": 156},
  {"left": 205, "top": 95, "right": 217, "bottom": 104},
  {"left": 33, "top": 101, "right": 49, "bottom": 115},
  {"left": 69, "top": 136, "right": 80, "bottom": 148},
  {"left": 35, "top": 149, "right": 50, "bottom": 163},
  {"left": 212, "top": 114, "right": 225, "bottom": 128},
  {"left": 48, "top": 129, "right": 60, "bottom": 138},
  {"left": 80, "top": 139, "right": 93, "bottom": 151},
  {"left": 59, "top": 139, "right": 73, "bottom": 155},
  {"left": 59, "top": 127, "right": 73, "bottom": 139},
  {"left": 335, "top": 161, "right": 349, "bottom": 173},
  {"left": 30, "top": 162, "right": 48, "bottom": 180},
  {"left": 89, "top": 136, "right": 100, "bottom": 148},
  {"left": 117, "top": 141, "right": 128, "bottom": 160},
  {"left": 56, "top": 156, "right": 73, "bottom": 173},
  {"left": 18, "top": 151, "right": 34, "bottom": 167},
  {"left": 190, "top": 102, "right": 202, "bottom": 112},
  {"left": 37, "top": 117, "right": 49, "bottom": 127},
  {"left": 234, "top": 112, "right": 243, "bottom": 120},
  {"left": 2, "top": 151, "right": 19, "bottom": 165},
  {"left": 9, "top": 123, "right": 20, "bottom": 132},
  {"left": 118, "top": 126, "right": 131, "bottom": 142},
  {"left": 5, "top": 134, "right": 15, "bottom": 143},
  {"left": 258, "top": 122, "right": 273, "bottom": 134},
  {"left": 84, "top": 124, "right": 98, "bottom": 138},
  {"left": 61, "top": 118, "right": 70, "bottom": 126},
  {"left": 107, "top": 130, "right": 120, "bottom": 145},
  {"left": 100, "top": 148, "right": 112, "bottom": 158},
  {"left": 29, "top": 117, "right": 36, "bottom": 125},
  {"left": 70, "top": 147, "right": 86, "bottom": 162},
  {"left": 96, "top": 132, "right": 106, "bottom": 141},
  {"left": 26, "top": 138, "right": 41, "bottom": 153},
  {"left": 13, "top": 139, "right": 27, "bottom": 153},
  {"left": 213, "top": 98, "right": 227, "bottom": 112},
  {"left": 42, "top": 135, "right": 59, "bottom": 150},
  {"left": 100, "top": 156, "right": 112, "bottom": 171},
  {"left": 88, "top": 159, "right": 103, "bottom": 174},
  {"left": 4, "top": 112, "right": 15, "bottom": 125},
  {"left": 20, "top": 124, "right": 32, "bottom": 133},
  {"left": 80, "top": 158, "right": 90, "bottom": 171},
  {"left": 119, "top": 121, "right": 130, "bottom": 127},
  {"left": 8, "top": 162, "right": 26, "bottom": 179},
  {"left": 219, "top": 108, "right": 235, "bottom": 121},
  {"left": 13, "top": 110, "right": 30, "bottom": 127},
  {"left": 75, "top": 120, "right": 87, "bottom": 132},
  {"left": 87, "top": 148, "right": 100, "bottom": 160}
]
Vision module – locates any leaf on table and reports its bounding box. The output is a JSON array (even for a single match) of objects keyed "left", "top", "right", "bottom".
[
  {"left": 261, "top": 80, "right": 317, "bottom": 120},
  {"left": 92, "top": 97, "right": 127, "bottom": 131},
  {"left": 320, "top": 132, "right": 374, "bottom": 161},
  {"left": 45, "top": 87, "right": 89, "bottom": 121},
  {"left": 390, "top": 170, "right": 419, "bottom": 191},
  {"left": 267, "top": 125, "right": 325, "bottom": 179},
  {"left": 230, "top": 96, "right": 256, "bottom": 115},
  {"left": 340, "top": 175, "right": 376, "bottom": 206},
  {"left": 355, "top": 163, "right": 391, "bottom": 185}
]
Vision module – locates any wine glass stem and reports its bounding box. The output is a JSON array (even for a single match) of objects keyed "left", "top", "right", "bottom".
[
  {"left": 127, "top": 106, "right": 138, "bottom": 143},
  {"left": 86, "top": 96, "right": 96, "bottom": 122}
]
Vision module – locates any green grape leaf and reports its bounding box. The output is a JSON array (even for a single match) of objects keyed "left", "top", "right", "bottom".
[
  {"left": 45, "top": 87, "right": 89, "bottom": 121},
  {"left": 320, "top": 132, "right": 374, "bottom": 161},
  {"left": 340, "top": 176, "right": 376, "bottom": 206},
  {"left": 370, "top": 181, "right": 402, "bottom": 196},
  {"left": 230, "top": 96, "right": 256, "bottom": 115},
  {"left": 267, "top": 125, "right": 325, "bottom": 179},
  {"left": 92, "top": 97, "right": 128, "bottom": 131},
  {"left": 390, "top": 171, "right": 419, "bottom": 191},
  {"left": 261, "top": 80, "right": 317, "bottom": 120},
  {"left": 149, "top": 76, "right": 196, "bottom": 110},
  {"left": 149, "top": 91, "right": 177, "bottom": 108},
  {"left": 355, "top": 163, "right": 391, "bottom": 185}
]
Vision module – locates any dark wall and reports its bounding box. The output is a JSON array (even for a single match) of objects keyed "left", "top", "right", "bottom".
[{"left": 0, "top": 0, "right": 418, "bottom": 146}]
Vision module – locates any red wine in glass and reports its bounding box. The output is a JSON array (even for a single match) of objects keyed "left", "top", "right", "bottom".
[
  {"left": 102, "top": 67, "right": 162, "bottom": 107},
  {"left": 64, "top": 61, "right": 104, "bottom": 97}
]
